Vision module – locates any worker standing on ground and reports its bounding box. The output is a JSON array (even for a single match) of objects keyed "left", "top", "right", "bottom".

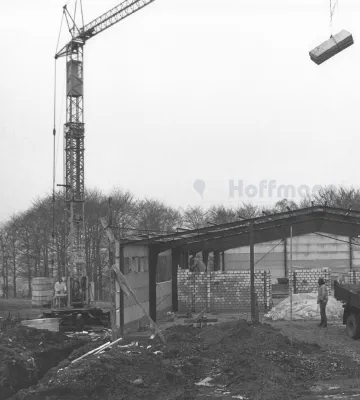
[
  {"left": 191, "top": 254, "right": 207, "bottom": 272},
  {"left": 317, "top": 278, "right": 328, "bottom": 328}
]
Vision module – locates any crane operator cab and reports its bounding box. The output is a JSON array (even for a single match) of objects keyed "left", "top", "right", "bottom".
[
  {"left": 47, "top": 274, "right": 109, "bottom": 331},
  {"left": 53, "top": 275, "right": 92, "bottom": 309},
  {"left": 69, "top": 276, "right": 90, "bottom": 308}
]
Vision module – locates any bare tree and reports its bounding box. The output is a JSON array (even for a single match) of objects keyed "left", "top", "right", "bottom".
[
  {"left": 298, "top": 186, "right": 360, "bottom": 210},
  {"left": 0, "top": 224, "right": 10, "bottom": 298},
  {"left": 135, "top": 199, "right": 182, "bottom": 233},
  {"left": 235, "top": 202, "right": 260, "bottom": 219},
  {"left": 182, "top": 206, "right": 207, "bottom": 229},
  {"left": 206, "top": 205, "right": 238, "bottom": 224}
]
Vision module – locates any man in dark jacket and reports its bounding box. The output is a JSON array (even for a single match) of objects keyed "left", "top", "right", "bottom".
[{"left": 317, "top": 278, "right": 328, "bottom": 328}]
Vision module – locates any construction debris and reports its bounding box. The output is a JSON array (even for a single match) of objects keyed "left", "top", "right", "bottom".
[
  {"left": 71, "top": 341, "right": 111, "bottom": 364},
  {"left": 309, "top": 30, "right": 354, "bottom": 65},
  {"left": 20, "top": 318, "right": 60, "bottom": 332}
]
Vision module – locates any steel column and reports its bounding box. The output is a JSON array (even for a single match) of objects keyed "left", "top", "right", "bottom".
[{"left": 250, "top": 223, "right": 255, "bottom": 321}]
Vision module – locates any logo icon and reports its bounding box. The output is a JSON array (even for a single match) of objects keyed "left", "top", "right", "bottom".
[{"left": 193, "top": 179, "right": 206, "bottom": 199}]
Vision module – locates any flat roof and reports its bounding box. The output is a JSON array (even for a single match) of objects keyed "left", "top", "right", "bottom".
[{"left": 121, "top": 206, "right": 360, "bottom": 253}]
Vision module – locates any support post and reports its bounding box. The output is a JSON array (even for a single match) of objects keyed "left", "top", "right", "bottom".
[
  {"left": 119, "top": 245, "right": 124, "bottom": 335},
  {"left": 284, "top": 237, "right": 288, "bottom": 279},
  {"left": 149, "top": 245, "right": 158, "bottom": 322},
  {"left": 350, "top": 236, "right": 353, "bottom": 272},
  {"left": 289, "top": 225, "right": 293, "bottom": 346},
  {"left": 108, "top": 198, "right": 116, "bottom": 340},
  {"left": 184, "top": 251, "right": 189, "bottom": 270},
  {"left": 213, "top": 251, "right": 220, "bottom": 271},
  {"left": 250, "top": 223, "right": 256, "bottom": 321},
  {"left": 203, "top": 251, "right": 209, "bottom": 270},
  {"left": 113, "top": 240, "right": 120, "bottom": 340},
  {"left": 172, "top": 248, "right": 181, "bottom": 312},
  {"left": 222, "top": 251, "right": 225, "bottom": 271}
]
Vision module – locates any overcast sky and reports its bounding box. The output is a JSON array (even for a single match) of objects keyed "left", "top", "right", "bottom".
[{"left": 0, "top": 0, "right": 359, "bottom": 221}]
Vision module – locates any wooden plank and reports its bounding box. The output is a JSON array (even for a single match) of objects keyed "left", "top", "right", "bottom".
[
  {"left": 21, "top": 318, "right": 60, "bottom": 332},
  {"left": 71, "top": 341, "right": 111, "bottom": 364},
  {"left": 184, "top": 318, "right": 218, "bottom": 323}
]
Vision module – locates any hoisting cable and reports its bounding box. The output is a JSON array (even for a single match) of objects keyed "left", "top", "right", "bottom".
[
  {"left": 51, "top": 12, "right": 65, "bottom": 278},
  {"left": 80, "top": 0, "right": 85, "bottom": 30},
  {"left": 329, "top": 0, "right": 339, "bottom": 37},
  {"left": 73, "top": 0, "right": 78, "bottom": 36},
  {"left": 55, "top": 77, "right": 65, "bottom": 174}
]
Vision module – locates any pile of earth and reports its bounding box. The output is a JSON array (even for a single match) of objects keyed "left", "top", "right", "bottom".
[
  {"left": 8, "top": 320, "right": 360, "bottom": 400},
  {"left": 0, "top": 326, "right": 107, "bottom": 400}
]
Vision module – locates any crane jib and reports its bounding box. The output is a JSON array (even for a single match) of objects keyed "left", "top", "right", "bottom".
[{"left": 55, "top": 0, "right": 156, "bottom": 59}]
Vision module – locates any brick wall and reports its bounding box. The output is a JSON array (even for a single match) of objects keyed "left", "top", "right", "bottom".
[
  {"left": 293, "top": 267, "right": 331, "bottom": 295},
  {"left": 348, "top": 269, "right": 360, "bottom": 283},
  {"left": 178, "top": 270, "right": 271, "bottom": 313}
]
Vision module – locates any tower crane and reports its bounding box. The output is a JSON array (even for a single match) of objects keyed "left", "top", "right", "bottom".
[{"left": 46, "top": 0, "right": 156, "bottom": 330}]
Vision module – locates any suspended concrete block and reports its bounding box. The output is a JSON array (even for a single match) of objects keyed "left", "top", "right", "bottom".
[{"left": 309, "top": 30, "right": 354, "bottom": 65}]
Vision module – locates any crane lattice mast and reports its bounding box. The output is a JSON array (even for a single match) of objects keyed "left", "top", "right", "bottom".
[{"left": 55, "top": 0, "right": 156, "bottom": 280}]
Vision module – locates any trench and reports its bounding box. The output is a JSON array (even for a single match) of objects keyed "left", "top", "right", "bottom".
[{"left": 1, "top": 339, "right": 88, "bottom": 400}]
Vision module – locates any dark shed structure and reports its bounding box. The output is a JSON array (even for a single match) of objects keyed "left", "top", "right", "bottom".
[{"left": 120, "top": 206, "right": 360, "bottom": 324}]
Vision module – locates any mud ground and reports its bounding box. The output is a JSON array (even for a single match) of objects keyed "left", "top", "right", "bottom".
[
  {"left": 3, "top": 318, "right": 360, "bottom": 400},
  {"left": 0, "top": 325, "right": 108, "bottom": 400}
]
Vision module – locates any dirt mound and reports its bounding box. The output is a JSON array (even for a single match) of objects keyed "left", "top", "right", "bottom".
[
  {"left": 0, "top": 326, "right": 92, "bottom": 400},
  {"left": 2, "top": 325, "right": 68, "bottom": 348},
  {"left": 161, "top": 320, "right": 354, "bottom": 399},
  {"left": 14, "top": 346, "right": 194, "bottom": 400},
  {"left": 6, "top": 320, "right": 359, "bottom": 400}
]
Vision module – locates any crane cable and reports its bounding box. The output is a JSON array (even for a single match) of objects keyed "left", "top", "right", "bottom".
[
  {"left": 52, "top": 12, "right": 65, "bottom": 277},
  {"left": 329, "top": 0, "right": 339, "bottom": 36}
]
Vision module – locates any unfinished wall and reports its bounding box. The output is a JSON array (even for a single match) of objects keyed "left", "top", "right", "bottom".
[
  {"left": 119, "top": 245, "right": 149, "bottom": 329},
  {"left": 348, "top": 269, "right": 360, "bottom": 283},
  {"left": 116, "top": 246, "right": 172, "bottom": 331},
  {"left": 293, "top": 267, "right": 331, "bottom": 295},
  {"left": 225, "top": 233, "right": 356, "bottom": 284},
  {"left": 177, "top": 270, "right": 271, "bottom": 313}
]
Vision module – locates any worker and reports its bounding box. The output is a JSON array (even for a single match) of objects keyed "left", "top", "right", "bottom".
[
  {"left": 54, "top": 277, "right": 67, "bottom": 307},
  {"left": 191, "top": 255, "right": 206, "bottom": 273},
  {"left": 317, "top": 277, "right": 328, "bottom": 328},
  {"left": 59, "top": 278, "right": 67, "bottom": 295}
]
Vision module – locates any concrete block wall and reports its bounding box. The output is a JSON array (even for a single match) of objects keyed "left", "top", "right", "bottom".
[
  {"left": 178, "top": 270, "right": 271, "bottom": 313},
  {"left": 348, "top": 269, "right": 360, "bottom": 284},
  {"left": 293, "top": 267, "right": 331, "bottom": 295}
]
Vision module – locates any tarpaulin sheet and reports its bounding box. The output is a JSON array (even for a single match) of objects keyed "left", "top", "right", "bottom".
[{"left": 264, "top": 293, "right": 343, "bottom": 321}]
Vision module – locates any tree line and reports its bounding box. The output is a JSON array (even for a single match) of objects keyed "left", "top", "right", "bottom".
[{"left": 0, "top": 185, "right": 358, "bottom": 300}]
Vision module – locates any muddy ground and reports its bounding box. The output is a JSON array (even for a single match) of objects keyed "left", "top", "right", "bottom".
[
  {"left": 0, "top": 325, "right": 109, "bottom": 400},
  {"left": 2, "top": 318, "right": 360, "bottom": 400}
]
